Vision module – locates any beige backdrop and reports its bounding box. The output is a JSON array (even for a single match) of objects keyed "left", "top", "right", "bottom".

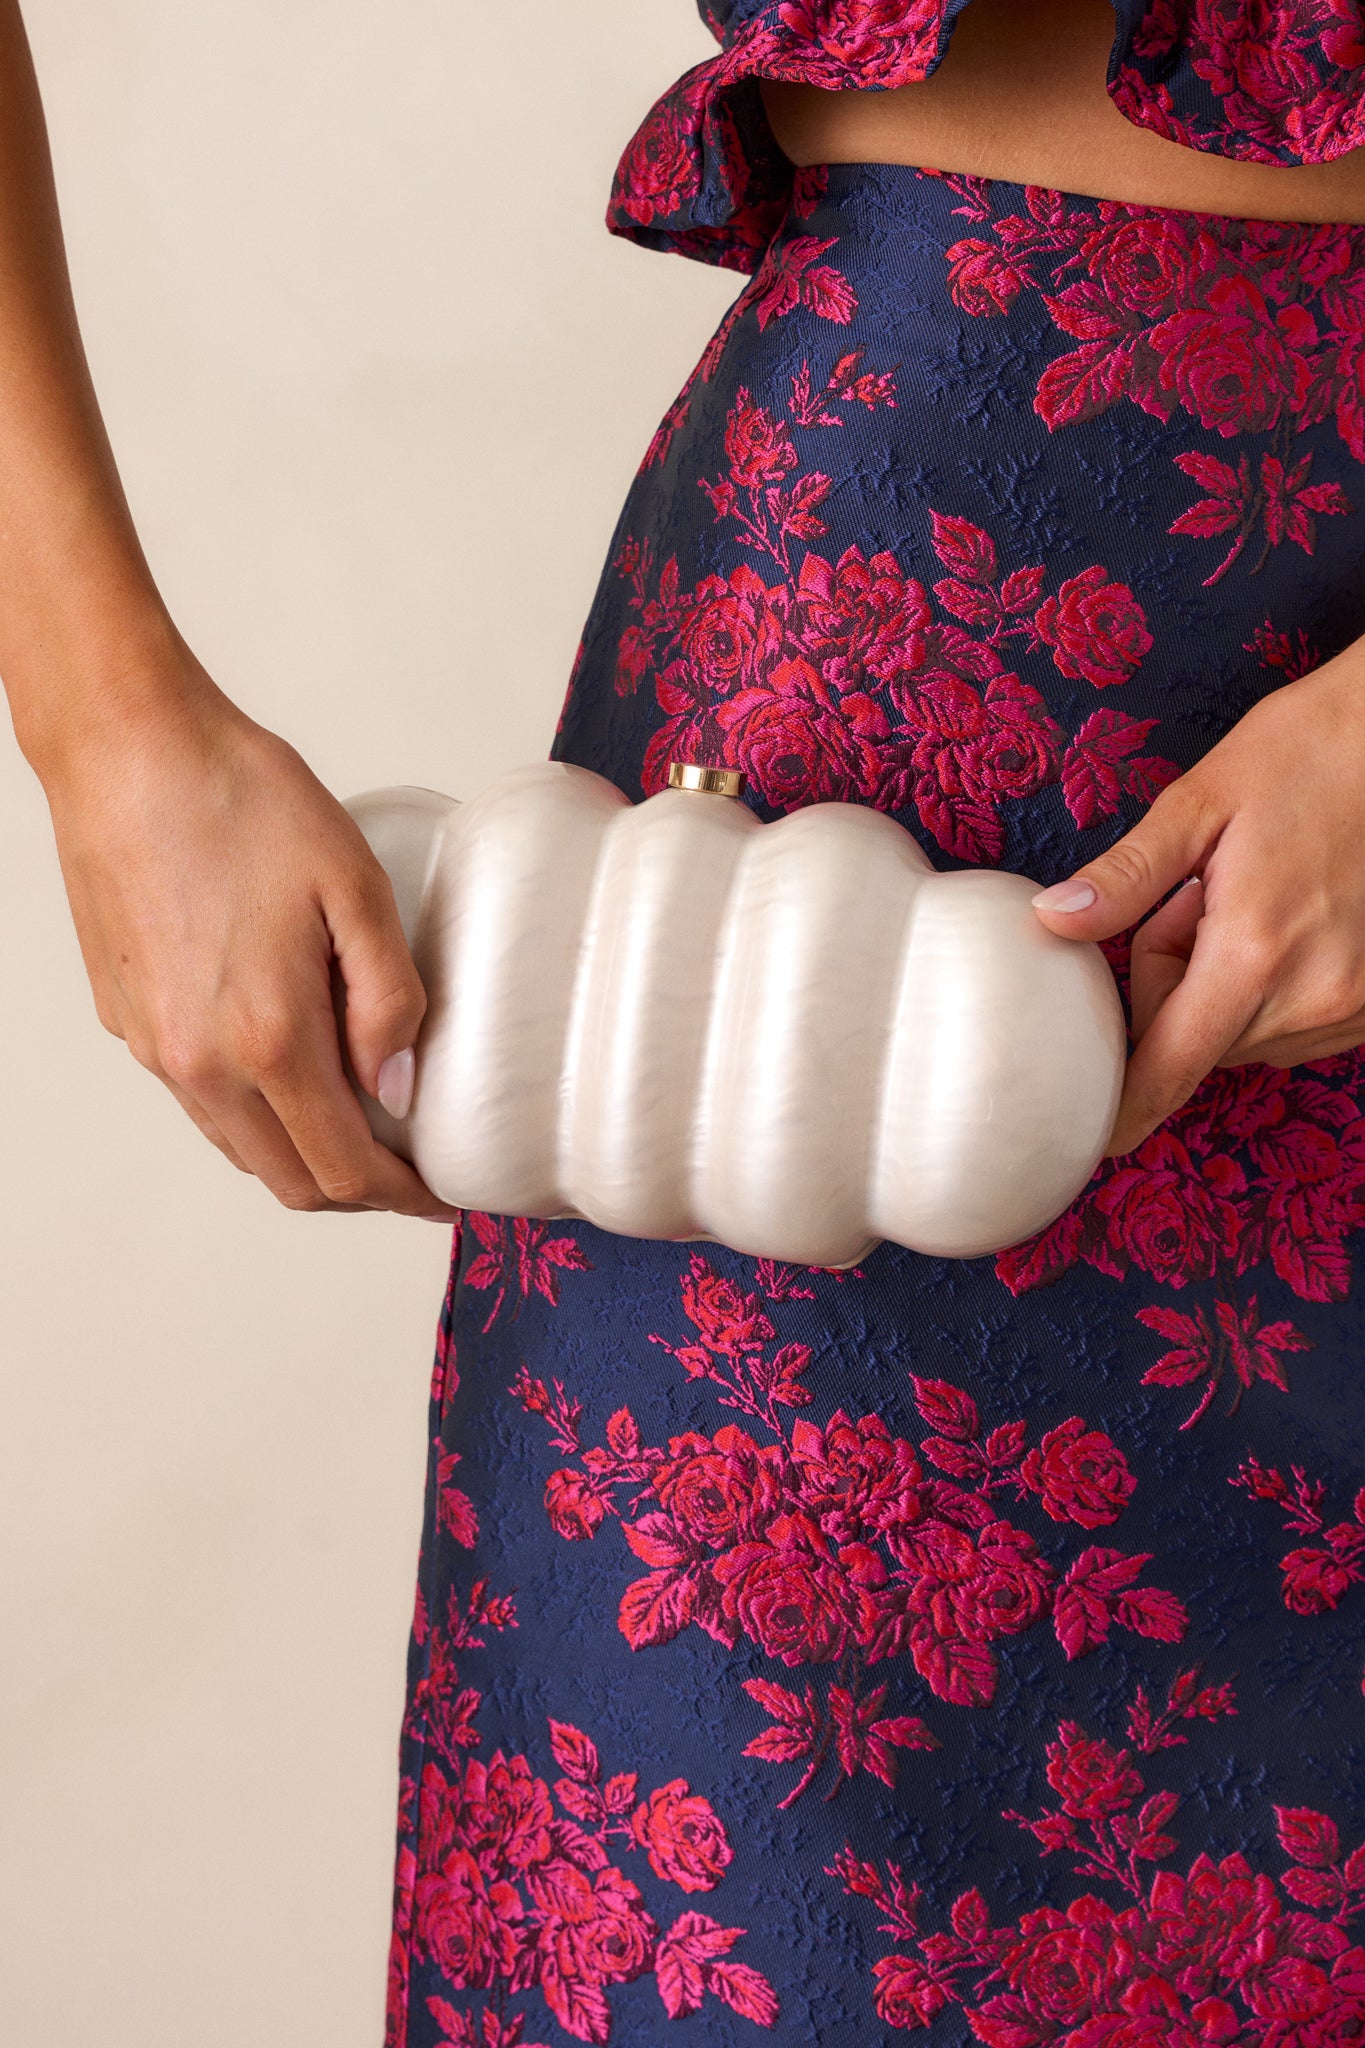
[{"left": 0, "top": 6, "right": 737, "bottom": 2042}]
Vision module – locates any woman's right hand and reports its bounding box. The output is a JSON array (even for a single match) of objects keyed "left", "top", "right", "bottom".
[{"left": 34, "top": 644, "right": 461, "bottom": 1222}]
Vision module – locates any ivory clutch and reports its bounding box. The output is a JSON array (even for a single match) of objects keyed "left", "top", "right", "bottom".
[{"left": 344, "top": 761, "right": 1125, "bottom": 1267}]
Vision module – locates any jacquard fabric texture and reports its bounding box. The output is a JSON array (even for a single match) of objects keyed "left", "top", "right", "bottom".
[
  {"left": 608, "top": 2, "right": 1365, "bottom": 271},
  {"left": 386, "top": 165, "right": 1365, "bottom": 2048}
]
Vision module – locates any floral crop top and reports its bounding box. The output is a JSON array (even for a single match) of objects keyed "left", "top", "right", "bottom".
[{"left": 608, "top": 1, "right": 1365, "bottom": 273}]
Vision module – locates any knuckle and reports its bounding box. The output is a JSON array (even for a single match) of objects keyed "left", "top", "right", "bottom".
[
  {"left": 1097, "top": 839, "right": 1155, "bottom": 896},
  {"left": 315, "top": 1166, "right": 372, "bottom": 1205},
  {"left": 157, "top": 1030, "right": 220, "bottom": 1090},
  {"left": 277, "top": 1184, "right": 328, "bottom": 1213},
  {"left": 126, "top": 1035, "right": 163, "bottom": 1077},
  {"left": 365, "top": 972, "right": 426, "bottom": 1028},
  {"left": 1218, "top": 921, "right": 1278, "bottom": 995},
  {"left": 232, "top": 1010, "right": 300, "bottom": 1081}
]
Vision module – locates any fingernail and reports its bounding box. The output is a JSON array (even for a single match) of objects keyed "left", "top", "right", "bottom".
[
  {"left": 377, "top": 1046, "right": 415, "bottom": 1119},
  {"left": 421, "top": 1212, "right": 455, "bottom": 1226},
  {"left": 1031, "top": 879, "right": 1098, "bottom": 913}
]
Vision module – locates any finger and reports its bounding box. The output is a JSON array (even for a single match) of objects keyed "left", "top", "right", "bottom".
[
  {"left": 1107, "top": 941, "right": 1260, "bottom": 1155},
  {"left": 148, "top": 1033, "right": 366, "bottom": 1208},
  {"left": 161, "top": 1077, "right": 253, "bottom": 1174},
  {"left": 1128, "top": 878, "right": 1204, "bottom": 1042},
  {"left": 247, "top": 987, "right": 459, "bottom": 1220},
  {"left": 1032, "top": 775, "right": 1219, "bottom": 943},
  {"left": 325, "top": 860, "right": 427, "bottom": 1113},
  {"left": 184, "top": 1074, "right": 368, "bottom": 1211}
]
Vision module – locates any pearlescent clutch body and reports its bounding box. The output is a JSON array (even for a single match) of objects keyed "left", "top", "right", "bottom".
[{"left": 344, "top": 762, "right": 1126, "bottom": 1266}]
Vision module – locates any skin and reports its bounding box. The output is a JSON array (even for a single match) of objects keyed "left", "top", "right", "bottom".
[
  {"left": 1, "top": 0, "right": 1362, "bottom": 1194},
  {"left": 0, "top": 0, "right": 458, "bottom": 1222},
  {"left": 761, "top": 0, "right": 1365, "bottom": 223},
  {"left": 763, "top": 0, "right": 1365, "bottom": 1157}
]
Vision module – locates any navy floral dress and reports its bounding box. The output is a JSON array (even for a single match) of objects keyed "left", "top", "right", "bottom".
[{"left": 386, "top": 9, "right": 1365, "bottom": 2046}]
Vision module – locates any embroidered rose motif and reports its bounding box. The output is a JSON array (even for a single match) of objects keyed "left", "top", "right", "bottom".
[
  {"left": 1084, "top": 213, "right": 1197, "bottom": 317},
  {"left": 631, "top": 1781, "right": 734, "bottom": 1893},
  {"left": 400, "top": 1712, "right": 775, "bottom": 2041},
  {"left": 1150, "top": 275, "right": 1317, "bottom": 436},
  {"left": 1094, "top": 1132, "right": 1245, "bottom": 1288},
  {"left": 834, "top": 1703, "right": 1365, "bottom": 2040},
  {"left": 612, "top": 79, "right": 702, "bottom": 230},
  {"left": 945, "top": 236, "right": 1026, "bottom": 315},
  {"left": 654, "top": 1426, "right": 786, "bottom": 1546},
  {"left": 415, "top": 1849, "right": 526, "bottom": 1990},
  {"left": 1045, "top": 1725, "right": 1146, "bottom": 1819},
  {"left": 1020, "top": 1419, "right": 1139, "bottom": 1529},
  {"left": 1034, "top": 565, "right": 1154, "bottom": 687},
  {"left": 545, "top": 1469, "right": 609, "bottom": 1542},
  {"left": 680, "top": 1258, "right": 775, "bottom": 1354},
  {"left": 724, "top": 389, "right": 799, "bottom": 489}
]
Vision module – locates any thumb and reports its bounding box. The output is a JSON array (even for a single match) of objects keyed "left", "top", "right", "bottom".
[
  {"left": 328, "top": 866, "right": 428, "bottom": 1113},
  {"left": 1030, "top": 779, "right": 1214, "bottom": 942}
]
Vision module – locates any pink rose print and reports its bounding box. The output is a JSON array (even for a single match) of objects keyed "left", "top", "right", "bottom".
[
  {"left": 616, "top": 469, "right": 1165, "bottom": 859},
  {"left": 700, "top": 398, "right": 831, "bottom": 575},
  {"left": 673, "top": 568, "right": 785, "bottom": 697},
  {"left": 999, "top": 1054, "right": 1365, "bottom": 1427},
  {"left": 773, "top": 0, "right": 951, "bottom": 89},
  {"left": 1231, "top": 1456, "right": 1365, "bottom": 1639},
  {"left": 830, "top": 1692, "right": 1365, "bottom": 2041},
  {"left": 1150, "top": 274, "right": 1317, "bottom": 438},
  {"left": 630, "top": 1781, "right": 734, "bottom": 1893},
  {"left": 723, "top": 388, "right": 799, "bottom": 490},
  {"left": 945, "top": 236, "right": 1026, "bottom": 316},
  {"left": 680, "top": 1258, "right": 776, "bottom": 1353},
  {"left": 1094, "top": 1132, "right": 1245, "bottom": 1288},
  {"left": 717, "top": 654, "right": 888, "bottom": 806},
  {"left": 516, "top": 1258, "right": 1185, "bottom": 1809},
  {"left": 1033, "top": 565, "right": 1154, "bottom": 687},
  {"left": 1086, "top": 212, "right": 1195, "bottom": 317},
  {"left": 882, "top": 670, "right": 1064, "bottom": 866},
  {"left": 416, "top": 1849, "right": 525, "bottom": 1990},
  {"left": 746, "top": 233, "right": 857, "bottom": 329},
  {"left": 1019, "top": 1417, "right": 1138, "bottom": 1529},
  {"left": 940, "top": 184, "right": 1362, "bottom": 582},
  {"left": 545, "top": 1470, "right": 609, "bottom": 1544},
  {"left": 1043, "top": 1725, "right": 1145, "bottom": 1818},
  {"left": 795, "top": 530, "right": 930, "bottom": 683},
  {"left": 399, "top": 1672, "right": 778, "bottom": 2043},
  {"left": 1061, "top": 709, "right": 1181, "bottom": 828},
  {"left": 464, "top": 1213, "right": 593, "bottom": 1332},
  {"left": 612, "top": 74, "right": 703, "bottom": 230}
]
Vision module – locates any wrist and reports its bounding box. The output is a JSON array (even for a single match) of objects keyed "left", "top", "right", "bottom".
[{"left": 9, "top": 603, "right": 224, "bottom": 789}]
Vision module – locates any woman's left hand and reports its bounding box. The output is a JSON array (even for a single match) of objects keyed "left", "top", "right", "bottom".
[{"left": 1030, "top": 646, "right": 1365, "bottom": 1157}]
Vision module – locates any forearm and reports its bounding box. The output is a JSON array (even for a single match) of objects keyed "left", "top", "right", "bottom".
[{"left": 0, "top": 0, "right": 185, "bottom": 780}]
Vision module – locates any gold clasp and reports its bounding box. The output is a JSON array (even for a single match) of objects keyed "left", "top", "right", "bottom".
[{"left": 666, "top": 760, "right": 746, "bottom": 798}]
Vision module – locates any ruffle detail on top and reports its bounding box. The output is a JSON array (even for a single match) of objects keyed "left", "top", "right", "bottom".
[{"left": 607, "top": 0, "right": 1365, "bottom": 274}]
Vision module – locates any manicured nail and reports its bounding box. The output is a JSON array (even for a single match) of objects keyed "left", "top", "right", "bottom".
[
  {"left": 377, "top": 1046, "right": 415, "bottom": 1119},
  {"left": 421, "top": 1213, "right": 455, "bottom": 1226},
  {"left": 1031, "top": 878, "right": 1098, "bottom": 913}
]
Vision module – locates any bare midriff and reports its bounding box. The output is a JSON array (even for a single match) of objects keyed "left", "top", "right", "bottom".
[{"left": 760, "top": 0, "right": 1365, "bottom": 223}]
